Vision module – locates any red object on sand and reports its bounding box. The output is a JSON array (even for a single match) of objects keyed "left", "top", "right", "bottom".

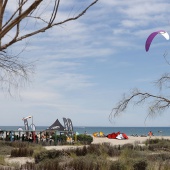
[
  {"left": 122, "top": 133, "right": 128, "bottom": 139},
  {"left": 107, "top": 131, "right": 120, "bottom": 139},
  {"left": 107, "top": 131, "right": 128, "bottom": 139}
]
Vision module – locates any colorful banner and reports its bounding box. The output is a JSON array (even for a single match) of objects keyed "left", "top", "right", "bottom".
[{"left": 63, "top": 117, "right": 69, "bottom": 131}]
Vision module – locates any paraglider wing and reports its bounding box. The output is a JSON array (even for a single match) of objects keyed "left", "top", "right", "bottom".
[
  {"left": 161, "top": 31, "right": 170, "bottom": 40},
  {"left": 145, "top": 30, "right": 169, "bottom": 52}
]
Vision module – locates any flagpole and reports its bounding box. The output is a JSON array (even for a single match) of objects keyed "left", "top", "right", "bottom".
[{"left": 32, "top": 116, "right": 33, "bottom": 128}]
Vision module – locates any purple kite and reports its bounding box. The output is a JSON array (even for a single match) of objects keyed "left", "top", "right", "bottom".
[{"left": 145, "top": 30, "right": 169, "bottom": 52}]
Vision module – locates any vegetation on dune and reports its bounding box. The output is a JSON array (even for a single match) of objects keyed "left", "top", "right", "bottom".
[{"left": 1, "top": 138, "right": 170, "bottom": 169}]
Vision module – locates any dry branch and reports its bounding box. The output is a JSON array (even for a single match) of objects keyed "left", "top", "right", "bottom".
[{"left": 0, "top": 0, "right": 98, "bottom": 95}]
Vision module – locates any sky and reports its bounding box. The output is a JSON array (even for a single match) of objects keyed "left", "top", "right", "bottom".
[{"left": 1, "top": 0, "right": 170, "bottom": 127}]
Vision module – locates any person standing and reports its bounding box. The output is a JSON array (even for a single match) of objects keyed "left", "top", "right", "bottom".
[{"left": 148, "top": 131, "right": 153, "bottom": 138}]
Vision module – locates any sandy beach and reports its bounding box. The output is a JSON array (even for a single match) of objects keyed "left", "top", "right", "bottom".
[
  {"left": 92, "top": 135, "right": 170, "bottom": 145},
  {"left": 44, "top": 135, "right": 170, "bottom": 150}
]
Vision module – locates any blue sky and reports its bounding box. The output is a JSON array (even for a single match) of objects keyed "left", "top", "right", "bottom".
[{"left": 1, "top": 0, "right": 170, "bottom": 127}]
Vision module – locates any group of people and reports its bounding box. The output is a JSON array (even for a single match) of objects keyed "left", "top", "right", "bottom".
[{"left": 131, "top": 131, "right": 154, "bottom": 138}]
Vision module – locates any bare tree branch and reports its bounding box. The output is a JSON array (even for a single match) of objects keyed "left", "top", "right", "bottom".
[
  {"left": 0, "top": 0, "right": 43, "bottom": 40},
  {"left": 110, "top": 89, "right": 170, "bottom": 121},
  {"left": 2, "top": 0, "right": 27, "bottom": 29},
  {"left": 1, "top": 0, "right": 98, "bottom": 49},
  {"left": 0, "top": 51, "right": 35, "bottom": 95},
  {"left": 154, "top": 73, "right": 170, "bottom": 90},
  {"left": 49, "top": 0, "right": 60, "bottom": 25},
  {"left": 2, "top": 0, "right": 7, "bottom": 15},
  {"left": 0, "top": 0, "right": 98, "bottom": 95}
]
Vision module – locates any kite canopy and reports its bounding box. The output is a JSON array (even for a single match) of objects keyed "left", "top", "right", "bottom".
[{"left": 145, "top": 30, "right": 169, "bottom": 52}]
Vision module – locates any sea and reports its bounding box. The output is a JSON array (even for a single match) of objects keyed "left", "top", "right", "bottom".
[{"left": 0, "top": 126, "right": 170, "bottom": 136}]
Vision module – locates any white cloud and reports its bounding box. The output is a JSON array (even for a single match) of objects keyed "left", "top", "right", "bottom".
[
  {"left": 121, "top": 20, "right": 146, "bottom": 28},
  {"left": 44, "top": 73, "right": 95, "bottom": 90},
  {"left": 1, "top": 0, "right": 170, "bottom": 127}
]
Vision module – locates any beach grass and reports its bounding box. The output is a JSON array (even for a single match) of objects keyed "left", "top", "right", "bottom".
[{"left": 1, "top": 137, "right": 170, "bottom": 169}]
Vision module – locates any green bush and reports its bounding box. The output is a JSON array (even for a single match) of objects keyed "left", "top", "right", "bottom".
[
  {"left": 51, "top": 134, "right": 66, "bottom": 140},
  {"left": 51, "top": 134, "right": 67, "bottom": 145},
  {"left": 77, "top": 134, "right": 93, "bottom": 144}
]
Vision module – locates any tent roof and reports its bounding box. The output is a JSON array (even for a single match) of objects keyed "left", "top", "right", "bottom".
[{"left": 46, "top": 119, "right": 65, "bottom": 131}]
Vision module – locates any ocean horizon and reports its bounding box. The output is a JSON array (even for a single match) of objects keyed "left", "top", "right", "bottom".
[{"left": 0, "top": 126, "right": 170, "bottom": 136}]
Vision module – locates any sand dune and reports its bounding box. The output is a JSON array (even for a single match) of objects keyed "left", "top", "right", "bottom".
[{"left": 5, "top": 136, "right": 170, "bottom": 166}]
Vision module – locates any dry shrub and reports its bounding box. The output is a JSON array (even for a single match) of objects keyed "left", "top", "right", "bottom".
[
  {"left": 147, "top": 153, "right": 170, "bottom": 162},
  {"left": 120, "top": 148, "right": 140, "bottom": 160},
  {"left": 87, "top": 143, "right": 121, "bottom": 157},
  {"left": 146, "top": 138, "right": 170, "bottom": 151},
  {"left": 75, "top": 146, "right": 87, "bottom": 156},
  {"left": 87, "top": 144, "right": 102, "bottom": 156},
  {"left": 101, "top": 143, "right": 121, "bottom": 157},
  {"left": 21, "top": 159, "right": 60, "bottom": 170},
  {"left": 11, "top": 147, "right": 33, "bottom": 157},
  {"left": 34, "top": 149, "right": 62, "bottom": 163},
  {"left": 0, "top": 156, "right": 6, "bottom": 166},
  {"left": 37, "top": 159, "right": 60, "bottom": 170},
  {"left": 121, "top": 143, "right": 134, "bottom": 150},
  {"left": 65, "top": 155, "right": 109, "bottom": 170},
  {"left": 9, "top": 141, "right": 27, "bottom": 148},
  {"left": 109, "top": 160, "right": 126, "bottom": 170},
  {"left": 133, "top": 158, "right": 148, "bottom": 170}
]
